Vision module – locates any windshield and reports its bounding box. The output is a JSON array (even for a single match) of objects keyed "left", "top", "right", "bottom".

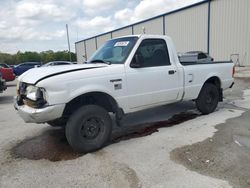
[{"left": 88, "top": 36, "right": 138, "bottom": 64}]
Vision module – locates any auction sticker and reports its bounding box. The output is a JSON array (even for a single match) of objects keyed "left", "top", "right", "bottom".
[{"left": 114, "top": 41, "right": 129, "bottom": 47}]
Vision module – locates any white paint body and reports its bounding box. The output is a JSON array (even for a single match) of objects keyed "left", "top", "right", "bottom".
[{"left": 16, "top": 35, "right": 234, "bottom": 123}]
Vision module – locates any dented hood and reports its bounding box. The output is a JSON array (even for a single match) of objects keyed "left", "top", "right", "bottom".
[{"left": 18, "top": 64, "right": 107, "bottom": 85}]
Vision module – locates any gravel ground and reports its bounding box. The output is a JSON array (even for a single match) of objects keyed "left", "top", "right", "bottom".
[
  {"left": 0, "top": 79, "right": 249, "bottom": 188},
  {"left": 171, "top": 110, "right": 250, "bottom": 188}
]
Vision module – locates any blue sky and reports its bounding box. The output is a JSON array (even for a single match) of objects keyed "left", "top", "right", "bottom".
[{"left": 0, "top": 0, "right": 201, "bottom": 53}]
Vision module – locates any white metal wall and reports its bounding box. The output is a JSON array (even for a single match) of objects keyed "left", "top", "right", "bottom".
[
  {"left": 75, "top": 42, "right": 86, "bottom": 63},
  {"left": 133, "top": 17, "right": 163, "bottom": 35},
  {"left": 97, "top": 34, "right": 111, "bottom": 48},
  {"left": 210, "top": 0, "right": 250, "bottom": 66},
  {"left": 85, "top": 38, "right": 96, "bottom": 60},
  {"left": 165, "top": 3, "right": 208, "bottom": 53},
  {"left": 112, "top": 27, "right": 132, "bottom": 38}
]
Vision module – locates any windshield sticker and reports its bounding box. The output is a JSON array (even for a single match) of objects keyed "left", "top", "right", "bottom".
[{"left": 114, "top": 41, "right": 130, "bottom": 47}]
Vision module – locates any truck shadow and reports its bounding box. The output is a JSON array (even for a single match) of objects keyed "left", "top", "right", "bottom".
[
  {"left": 11, "top": 104, "right": 199, "bottom": 162},
  {"left": 112, "top": 111, "right": 199, "bottom": 143}
]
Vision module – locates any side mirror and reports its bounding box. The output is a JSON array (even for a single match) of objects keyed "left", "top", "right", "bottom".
[{"left": 130, "top": 54, "right": 143, "bottom": 68}]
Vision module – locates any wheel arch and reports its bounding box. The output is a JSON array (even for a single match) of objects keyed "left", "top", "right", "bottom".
[
  {"left": 204, "top": 76, "right": 221, "bottom": 89},
  {"left": 62, "top": 91, "right": 123, "bottom": 118},
  {"left": 200, "top": 76, "right": 222, "bottom": 101}
]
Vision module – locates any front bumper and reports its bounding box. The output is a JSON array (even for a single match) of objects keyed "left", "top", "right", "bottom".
[{"left": 14, "top": 97, "right": 65, "bottom": 123}]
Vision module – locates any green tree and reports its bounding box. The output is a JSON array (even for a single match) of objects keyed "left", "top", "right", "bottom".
[
  {"left": 0, "top": 52, "right": 15, "bottom": 64},
  {"left": 0, "top": 50, "right": 77, "bottom": 65}
]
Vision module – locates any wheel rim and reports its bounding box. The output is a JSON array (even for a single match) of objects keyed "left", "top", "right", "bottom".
[{"left": 80, "top": 117, "right": 103, "bottom": 140}]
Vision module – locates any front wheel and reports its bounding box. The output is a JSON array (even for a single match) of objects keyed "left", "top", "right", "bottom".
[
  {"left": 196, "top": 83, "right": 219, "bottom": 114},
  {"left": 65, "top": 105, "right": 112, "bottom": 153}
]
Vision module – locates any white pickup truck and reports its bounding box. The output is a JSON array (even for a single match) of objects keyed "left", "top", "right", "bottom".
[{"left": 15, "top": 35, "right": 234, "bottom": 152}]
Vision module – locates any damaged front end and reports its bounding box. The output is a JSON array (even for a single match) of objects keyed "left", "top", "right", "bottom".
[{"left": 14, "top": 81, "right": 65, "bottom": 123}]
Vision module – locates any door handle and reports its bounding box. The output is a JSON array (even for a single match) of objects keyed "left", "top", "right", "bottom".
[
  {"left": 188, "top": 74, "right": 194, "bottom": 83},
  {"left": 168, "top": 70, "right": 176, "bottom": 75}
]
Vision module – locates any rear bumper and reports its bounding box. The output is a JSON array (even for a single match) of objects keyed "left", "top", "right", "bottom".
[
  {"left": 14, "top": 97, "right": 65, "bottom": 123},
  {"left": 4, "top": 76, "right": 16, "bottom": 82},
  {"left": 2, "top": 73, "right": 15, "bottom": 81}
]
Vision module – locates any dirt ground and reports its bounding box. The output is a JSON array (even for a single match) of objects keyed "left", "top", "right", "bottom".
[
  {"left": 171, "top": 78, "right": 250, "bottom": 188},
  {"left": 171, "top": 111, "right": 250, "bottom": 188}
]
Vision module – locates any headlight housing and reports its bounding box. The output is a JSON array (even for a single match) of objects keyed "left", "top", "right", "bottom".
[
  {"left": 26, "top": 85, "right": 39, "bottom": 101},
  {"left": 18, "top": 84, "right": 47, "bottom": 108},
  {"left": 17, "top": 82, "right": 47, "bottom": 108},
  {"left": 26, "top": 85, "right": 46, "bottom": 101}
]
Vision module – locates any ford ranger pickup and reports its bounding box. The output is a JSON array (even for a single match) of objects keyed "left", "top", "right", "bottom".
[{"left": 14, "top": 35, "right": 234, "bottom": 152}]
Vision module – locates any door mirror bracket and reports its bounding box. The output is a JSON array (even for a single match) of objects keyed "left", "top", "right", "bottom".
[{"left": 130, "top": 54, "right": 143, "bottom": 68}]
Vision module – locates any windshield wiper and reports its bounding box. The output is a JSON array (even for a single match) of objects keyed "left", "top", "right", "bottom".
[{"left": 89, "top": 59, "right": 111, "bottom": 65}]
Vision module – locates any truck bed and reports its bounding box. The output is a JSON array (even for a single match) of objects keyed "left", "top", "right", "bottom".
[{"left": 181, "top": 60, "right": 234, "bottom": 101}]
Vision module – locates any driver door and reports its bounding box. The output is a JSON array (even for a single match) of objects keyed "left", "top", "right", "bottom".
[{"left": 126, "top": 38, "right": 180, "bottom": 110}]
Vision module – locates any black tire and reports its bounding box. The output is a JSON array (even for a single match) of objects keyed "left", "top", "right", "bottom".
[
  {"left": 65, "top": 105, "right": 112, "bottom": 153},
  {"left": 196, "top": 83, "right": 219, "bottom": 114},
  {"left": 47, "top": 119, "right": 66, "bottom": 127}
]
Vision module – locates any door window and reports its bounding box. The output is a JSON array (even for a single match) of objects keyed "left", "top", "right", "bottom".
[
  {"left": 198, "top": 53, "right": 207, "bottom": 59},
  {"left": 54, "top": 62, "right": 69, "bottom": 65},
  {"left": 26, "top": 64, "right": 35, "bottom": 68},
  {"left": 133, "top": 39, "right": 171, "bottom": 67}
]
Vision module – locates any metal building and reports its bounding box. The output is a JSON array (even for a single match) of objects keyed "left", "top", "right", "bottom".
[{"left": 75, "top": 0, "right": 250, "bottom": 66}]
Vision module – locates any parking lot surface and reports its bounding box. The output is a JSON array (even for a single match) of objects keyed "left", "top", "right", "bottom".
[{"left": 0, "top": 79, "right": 250, "bottom": 188}]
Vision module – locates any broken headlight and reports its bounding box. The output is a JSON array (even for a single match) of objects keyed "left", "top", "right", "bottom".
[
  {"left": 24, "top": 85, "right": 47, "bottom": 108},
  {"left": 26, "top": 85, "right": 45, "bottom": 101},
  {"left": 16, "top": 82, "right": 46, "bottom": 108}
]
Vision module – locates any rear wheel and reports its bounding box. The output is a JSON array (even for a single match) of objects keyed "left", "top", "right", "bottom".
[
  {"left": 65, "top": 105, "right": 112, "bottom": 153},
  {"left": 196, "top": 83, "right": 219, "bottom": 114}
]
